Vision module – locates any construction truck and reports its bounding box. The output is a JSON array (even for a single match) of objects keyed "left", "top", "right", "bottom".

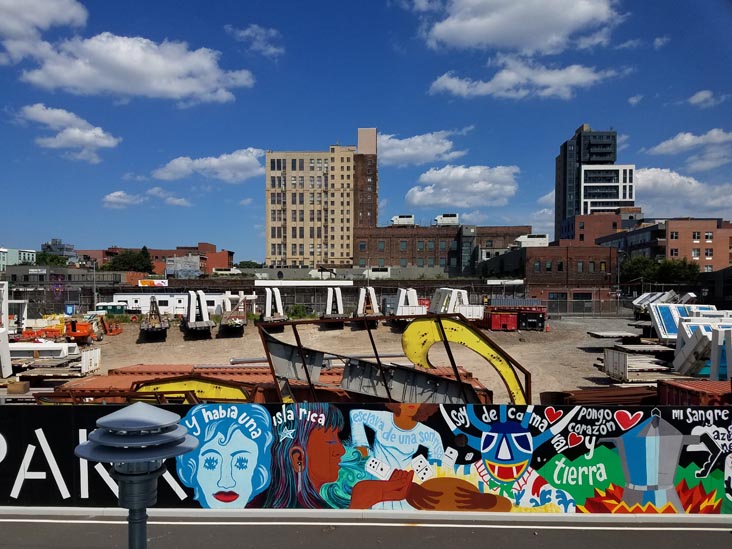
[
  {"left": 219, "top": 291, "right": 256, "bottom": 336},
  {"left": 139, "top": 296, "right": 170, "bottom": 341}
]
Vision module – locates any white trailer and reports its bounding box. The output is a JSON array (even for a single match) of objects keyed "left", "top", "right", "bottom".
[{"left": 113, "top": 292, "right": 230, "bottom": 317}]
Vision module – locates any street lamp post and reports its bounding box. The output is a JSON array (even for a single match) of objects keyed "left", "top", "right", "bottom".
[
  {"left": 92, "top": 260, "right": 97, "bottom": 311},
  {"left": 75, "top": 402, "right": 197, "bottom": 549},
  {"left": 616, "top": 250, "right": 629, "bottom": 312}
]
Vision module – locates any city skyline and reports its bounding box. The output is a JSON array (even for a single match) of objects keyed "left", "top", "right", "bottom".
[{"left": 1, "top": 0, "right": 731, "bottom": 261}]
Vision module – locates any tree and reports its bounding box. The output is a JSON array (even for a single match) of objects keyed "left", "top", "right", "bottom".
[
  {"left": 620, "top": 256, "right": 657, "bottom": 284},
  {"left": 35, "top": 251, "right": 69, "bottom": 266},
  {"left": 620, "top": 256, "right": 699, "bottom": 287},
  {"left": 139, "top": 246, "right": 154, "bottom": 273},
  {"left": 101, "top": 249, "right": 154, "bottom": 273},
  {"left": 236, "top": 260, "right": 263, "bottom": 269},
  {"left": 656, "top": 258, "right": 699, "bottom": 285}
]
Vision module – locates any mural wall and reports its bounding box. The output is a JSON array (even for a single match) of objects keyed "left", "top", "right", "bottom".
[{"left": 0, "top": 403, "right": 730, "bottom": 513}]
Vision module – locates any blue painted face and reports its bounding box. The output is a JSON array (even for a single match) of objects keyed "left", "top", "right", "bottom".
[{"left": 480, "top": 420, "right": 533, "bottom": 483}]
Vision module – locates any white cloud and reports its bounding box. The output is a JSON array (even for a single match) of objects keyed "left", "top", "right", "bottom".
[
  {"left": 576, "top": 27, "right": 612, "bottom": 50},
  {"left": 18, "top": 32, "right": 254, "bottom": 105},
  {"left": 653, "top": 35, "right": 670, "bottom": 50},
  {"left": 103, "top": 190, "right": 146, "bottom": 209},
  {"left": 153, "top": 148, "right": 265, "bottom": 183},
  {"left": 687, "top": 90, "right": 727, "bottom": 109},
  {"left": 615, "top": 39, "right": 642, "bottom": 50},
  {"left": 425, "top": 0, "right": 621, "bottom": 55},
  {"left": 538, "top": 190, "right": 554, "bottom": 206},
  {"left": 628, "top": 94, "right": 643, "bottom": 106},
  {"left": 406, "top": 164, "right": 519, "bottom": 208},
  {"left": 378, "top": 198, "right": 388, "bottom": 220},
  {"left": 19, "top": 103, "right": 121, "bottom": 163},
  {"left": 461, "top": 210, "right": 488, "bottom": 224},
  {"left": 225, "top": 24, "right": 285, "bottom": 58},
  {"left": 122, "top": 172, "right": 148, "bottom": 182},
  {"left": 395, "top": 0, "right": 443, "bottom": 12},
  {"left": 378, "top": 128, "right": 469, "bottom": 166},
  {"left": 429, "top": 56, "right": 620, "bottom": 100},
  {"left": 617, "top": 134, "right": 630, "bottom": 152},
  {"left": 647, "top": 129, "right": 732, "bottom": 154},
  {"left": 635, "top": 168, "right": 732, "bottom": 217},
  {"left": 528, "top": 208, "right": 554, "bottom": 236},
  {"left": 147, "top": 186, "right": 191, "bottom": 207},
  {"left": 0, "top": 0, "right": 86, "bottom": 40},
  {"left": 646, "top": 128, "right": 732, "bottom": 172},
  {"left": 239, "top": 198, "right": 253, "bottom": 206}
]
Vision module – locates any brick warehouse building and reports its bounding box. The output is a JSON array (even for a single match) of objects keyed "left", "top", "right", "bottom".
[
  {"left": 480, "top": 245, "right": 618, "bottom": 312},
  {"left": 77, "top": 242, "right": 234, "bottom": 275},
  {"left": 597, "top": 218, "right": 732, "bottom": 273},
  {"left": 353, "top": 224, "right": 532, "bottom": 276}
]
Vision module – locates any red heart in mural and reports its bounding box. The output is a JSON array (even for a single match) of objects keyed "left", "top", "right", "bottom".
[
  {"left": 545, "top": 406, "right": 563, "bottom": 424},
  {"left": 614, "top": 410, "right": 643, "bottom": 431},
  {"left": 568, "top": 432, "right": 583, "bottom": 447}
]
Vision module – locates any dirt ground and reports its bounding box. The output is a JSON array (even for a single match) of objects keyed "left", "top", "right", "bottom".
[{"left": 94, "top": 315, "right": 636, "bottom": 404}]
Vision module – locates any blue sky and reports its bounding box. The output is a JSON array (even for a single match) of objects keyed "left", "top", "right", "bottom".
[{"left": 1, "top": 0, "right": 731, "bottom": 262}]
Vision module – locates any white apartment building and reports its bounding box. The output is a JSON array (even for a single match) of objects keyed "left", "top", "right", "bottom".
[{"left": 580, "top": 164, "right": 635, "bottom": 215}]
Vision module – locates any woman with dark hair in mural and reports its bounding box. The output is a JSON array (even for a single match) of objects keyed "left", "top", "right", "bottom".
[{"left": 264, "top": 402, "right": 417, "bottom": 509}]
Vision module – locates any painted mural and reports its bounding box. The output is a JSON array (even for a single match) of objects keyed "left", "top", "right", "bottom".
[{"left": 0, "top": 403, "right": 730, "bottom": 513}]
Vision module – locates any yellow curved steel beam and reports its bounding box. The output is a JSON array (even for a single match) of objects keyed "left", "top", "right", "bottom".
[{"left": 401, "top": 316, "right": 528, "bottom": 405}]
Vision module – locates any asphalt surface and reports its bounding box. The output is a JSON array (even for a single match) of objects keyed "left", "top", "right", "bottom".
[{"left": 0, "top": 510, "right": 730, "bottom": 549}]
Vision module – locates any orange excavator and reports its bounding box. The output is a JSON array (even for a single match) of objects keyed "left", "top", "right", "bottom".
[{"left": 65, "top": 316, "right": 104, "bottom": 345}]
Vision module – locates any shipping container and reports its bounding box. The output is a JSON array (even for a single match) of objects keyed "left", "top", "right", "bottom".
[
  {"left": 489, "top": 312, "right": 518, "bottom": 331},
  {"left": 657, "top": 379, "right": 732, "bottom": 406}
]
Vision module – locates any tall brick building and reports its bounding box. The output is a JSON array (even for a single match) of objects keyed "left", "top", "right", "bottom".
[
  {"left": 555, "top": 124, "right": 635, "bottom": 241},
  {"left": 265, "top": 128, "right": 378, "bottom": 268}
]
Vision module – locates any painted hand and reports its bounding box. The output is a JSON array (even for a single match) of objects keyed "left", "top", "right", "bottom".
[{"left": 406, "top": 482, "right": 442, "bottom": 510}]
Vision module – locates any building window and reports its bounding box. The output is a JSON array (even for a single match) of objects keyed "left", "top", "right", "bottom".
[
  {"left": 705, "top": 231, "right": 713, "bottom": 241},
  {"left": 400, "top": 258, "right": 407, "bottom": 267},
  {"left": 600, "top": 261, "right": 607, "bottom": 272},
  {"left": 377, "top": 240, "right": 385, "bottom": 251},
  {"left": 589, "top": 261, "right": 595, "bottom": 273},
  {"left": 534, "top": 261, "right": 541, "bottom": 272},
  {"left": 577, "top": 261, "right": 583, "bottom": 273},
  {"left": 691, "top": 248, "right": 700, "bottom": 258},
  {"left": 358, "top": 241, "right": 367, "bottom": 252},
  {"left": 399, "top": 240, "right": 407, "bottom": 251},
  {"left": 692, "top": 231, "right": 700, "bottom": 241},
  {"left": 484, "top": 239, "right": 493, "bottom": 248},
  {"left": 670, "top": 248, "right": 679, "bottom": 257},
  {"left": 704, "top": 265, "right": 713, "bottom": 273},
  {"left": 579, "top": 234, "right": 585, "bottom": 242},
  {"left": 557, "top": 261, "right": 564, "bottom": 272},
  {"left": 545, "top": 261, "right": 552, "bottom": 272},
  {"left": 670, "top": 231, "right": 678, "bottom": 240},
  {"left": 439, "top": 257, "right": 446, "bottom": 267},
  {"left": 427, "top": 257, "right": 434, "bottom": 267},
  {"left": 579, "top": 221, "right": 584, "bottom": 229},
  {"left": 439, "top": 241, "right": 446, "bottom": 251},
  {"left": 427, "top": 240, "right": 435, "bottom": 251},
  {"left": 417, "top": 240, "right": 424, "bottom": 252},
  {"left": 359, "top": 258, "right": 366, "bottom": 267},
  {"left": 417, "top": 258, "right": 424, "bottom": 267},
  {"left": 705, "top": 248, "right": 713, "bottom": 258}
]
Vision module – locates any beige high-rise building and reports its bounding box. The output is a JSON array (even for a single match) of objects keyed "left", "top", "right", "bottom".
[{"left": 265, "top": 128, "right": 378, "bottom": 268}]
